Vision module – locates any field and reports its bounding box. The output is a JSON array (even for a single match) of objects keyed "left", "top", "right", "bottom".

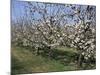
[
  {"left": 11, "top": 46, "right": 77, "bottom": 75},
  {"left": 11, "top": 46, "right": 95, "bottom": 75}
]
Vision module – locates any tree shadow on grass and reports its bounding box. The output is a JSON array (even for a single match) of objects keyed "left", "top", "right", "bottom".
[
  {"left": 39, "top": 48, "right": 95, "bottom": 70},
  {"left": 40, "top": 48, "right": 78, "bottom": 65}
]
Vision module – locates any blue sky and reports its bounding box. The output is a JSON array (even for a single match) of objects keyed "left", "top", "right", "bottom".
[
  {"left": 11, "top": 0, "right": 26, "bottom": 20},
  {"left": 11, "top": 0, "right": 75, "bottom": 24},
  {"left": 11, "top": 0, "right": 96, "bottom": 25}
]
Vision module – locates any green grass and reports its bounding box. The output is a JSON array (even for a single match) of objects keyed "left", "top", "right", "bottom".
[
  {"left": 11, "top": 46, "right": 78, "bottom": 75},
  {"left": 56, "top": 46, "right": 77, "bottom": 53}
]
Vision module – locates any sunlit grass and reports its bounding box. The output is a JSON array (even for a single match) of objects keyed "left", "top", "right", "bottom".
[{"left": 11, "top": 46, "right": 78, "bottom": 75}]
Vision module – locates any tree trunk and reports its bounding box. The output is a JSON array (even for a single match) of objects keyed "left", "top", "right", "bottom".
[
  {"left": 78, "top": 53, "right": 82, "bottom": 67},
  {"left": 77, "top": 50, "right": 83, "bottom": 68}
]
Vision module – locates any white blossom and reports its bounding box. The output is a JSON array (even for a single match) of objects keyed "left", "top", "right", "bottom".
[
  {"left": 91, "top": 45, "right": 95, "bottom": 49},
  {"left": 82, "top": 52, "right": 85, "bottom": 55},
  {"left": 75, "top": 37, "right": 80, "bottom": 42},
  {"left": 35, "top": 31, "right": 39, "bottom": 34},
  {"left": 79, "top": 43, "right": 82, "bottom": 45},
  {"left": 92, "top": 28, "right": 95, "bottom": 33},
  {"left": 84, "top": 56, "right": 88, "bottom": 60},
  {"left": 57, "top": 34, "right": 60, "bottom": 37},
  {"left": 81, "top": 40, "right": 85, "bottom": 43},
  {"left": 59, "top": 37, "right": 63, "bottom": 40},
  {"left": 43, "top": 32, "right": 46, "bottom": 34},
  {"left": 62, "top": 33, "right": 65, "bottom": 36}
]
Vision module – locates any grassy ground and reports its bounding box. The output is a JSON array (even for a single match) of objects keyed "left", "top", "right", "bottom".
[
  {"left": 11, "top": 46, "right": 79, "bottom": 75},
  {"left": 11, "top": 46, "right": 95, "bottom": 75}
]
